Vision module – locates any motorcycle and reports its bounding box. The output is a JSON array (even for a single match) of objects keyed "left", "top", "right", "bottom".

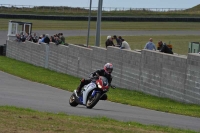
[{"left": 69, "top": 76, "right": 115, "bottom": 109}]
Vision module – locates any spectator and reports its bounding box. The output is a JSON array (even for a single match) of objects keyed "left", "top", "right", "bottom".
[
  {"left": 38, "top": 35, "right": 42, "bottom": 44},
  {"left": 55, "top": 36, "right": 62, "bottom": 45},
  {"left": 50, "top": 36, "right": 55, "bottom": 42},
  {"left": 20, "top": 34, "right": 26, "bottom": 42},
  {"left": 157, "top": 40, "right": 163, "bottom": 50},
  {"left": 159, "top": 42, "right": 173, "bottom": 54},
  {"left": 26, "top": 33, "right": 32, "bottom": 41},
  {"left": 44, "top": 34, "right": 50, "bottom": 44},
  {"left": 32, "top": 33, "right": 38, "bottom": 43},
  {"left": 120, "top": 39, "right": 131, "bottom": 50},
  {"left": 144, "top": 38, "right": 156, "bottom": 51},
  {"left": 60, "top": 33, "right": 65, "bottom": 44},
  {"left": 113, "top": 35, "right": 122, "bottom": 47},
  {"left": 39, "top": 34, "right": 45, "bottom": 44},
  {"left": 15, "top": 33, "right": 21, "bottom": 42},
  {"left": 105, "top": 35, "right": 115, "bottom": 48}
]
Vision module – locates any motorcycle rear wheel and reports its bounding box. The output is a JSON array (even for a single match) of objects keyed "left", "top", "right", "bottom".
[
  {"left": 86, "top": 93, "right": 101, "bottom": 109},
  {"left": 69, "top": 93, "right": 78, "bottom": 107}
]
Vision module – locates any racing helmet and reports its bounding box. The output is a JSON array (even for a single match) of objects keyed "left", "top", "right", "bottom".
[{"left": 104, "top": 63, "right": 113, "bottom": 74}]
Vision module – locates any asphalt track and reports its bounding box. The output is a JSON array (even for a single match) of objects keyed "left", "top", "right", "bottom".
[
  {"left": 1, "top": 30, "right": 200, "bottom": 45},
  {"left": 0, "top": 71, "right": 200, "bottom": 131}
]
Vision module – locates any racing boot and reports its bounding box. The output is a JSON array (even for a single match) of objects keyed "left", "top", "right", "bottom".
[
  {"left": 76, "top": 79, "right": 85, "bottom": 97},
  {"left": 76, "top": 86, "right": 81, "bottom": 96}
]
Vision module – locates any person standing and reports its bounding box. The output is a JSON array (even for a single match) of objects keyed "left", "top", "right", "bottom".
[{"left": 144, "top": 38, "right": 156, "bottom": 51}]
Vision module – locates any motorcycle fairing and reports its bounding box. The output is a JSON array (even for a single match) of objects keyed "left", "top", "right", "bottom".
[{"left": 82, "top": 82, "right": 97, "bottom": 104}]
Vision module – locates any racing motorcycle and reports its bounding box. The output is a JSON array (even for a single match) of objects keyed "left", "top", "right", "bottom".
[{"left": 69, "top": 76, "right": 115, "bottom": 109}]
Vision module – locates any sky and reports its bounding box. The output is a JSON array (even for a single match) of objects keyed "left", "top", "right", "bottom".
[{"left": 2, "top": 0, "right": 200, "bottom": 9}]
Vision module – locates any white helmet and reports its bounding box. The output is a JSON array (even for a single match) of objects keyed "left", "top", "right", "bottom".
[{"left": 104, "top": 63, "right": 113, "bottom": 74}]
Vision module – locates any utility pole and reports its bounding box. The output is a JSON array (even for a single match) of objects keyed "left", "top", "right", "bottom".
[
  {"left": 86, "top": 0, "right": 92, "bottom": 47},
  {"left": 95, "top": 0, "right": 103, "bottom": 47}
]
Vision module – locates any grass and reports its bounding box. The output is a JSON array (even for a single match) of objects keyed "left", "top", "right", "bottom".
[
  {"left": 0, "top": 56, "right": 200, "bottom": 118},
  {"left": 67, "top": 35, "right": 200, "bottom": 55},
  {"left": 2, "top": 18, "right": 200, "bottom": 31},
  {"left": 0, "top": 106, "right": 197, "bottom": 133}
]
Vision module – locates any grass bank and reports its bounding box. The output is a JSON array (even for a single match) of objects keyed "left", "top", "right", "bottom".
[
  {"left": 0, "top": 56, "right": 200, "bottom": 118},
  {"left": 0, "top": 106, "right": 197, "bottom": 133},
  {"left": 1, "top": 6, "right": 200, "bottom": 17}
]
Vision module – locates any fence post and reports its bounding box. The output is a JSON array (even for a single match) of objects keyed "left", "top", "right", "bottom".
[{"left": 45, "top": 44, "right": 49, "bottom": 69}]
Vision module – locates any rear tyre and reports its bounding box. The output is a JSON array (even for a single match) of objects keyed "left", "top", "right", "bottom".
[
  {"left": 86, "top": 93, "right": 101, "bottom": 109},
  {"left": 69, "top": 93, "right": 78, "bottom": 107}
]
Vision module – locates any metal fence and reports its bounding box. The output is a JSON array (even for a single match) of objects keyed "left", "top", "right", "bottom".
[{"left": 0, "top": 4, "right": 186, "bottom": 12}]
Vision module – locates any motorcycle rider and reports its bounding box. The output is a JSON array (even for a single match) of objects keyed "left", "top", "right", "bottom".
[{"left": 75, "top": 63, "right": 113, "bottom": 100}]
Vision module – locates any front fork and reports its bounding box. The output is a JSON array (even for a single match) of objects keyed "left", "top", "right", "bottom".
[{"left": 90, "top": 90, "right": 101, "bottom": 98}]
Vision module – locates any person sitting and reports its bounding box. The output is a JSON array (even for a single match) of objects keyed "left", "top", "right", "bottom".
[
  {"left": 113, "top": 35, "right": 122, "bottom": 47},
  {"left": 157, "top": 41, "right": 163, "bottom": 50},
  {"left": 158, "top": 41, "right": 173, "bottom": 54},
  {"left": 60, "top": 33, "right": 65, "bottom": 44},
  {"left": 39, "top": 34, "right": 46, "bottom": 44},
  {"left": 144, "top": 38, "right": 156, "bottom": 51},
  {"left": 120, "top": 39, "right": 131, "bottom": 50},
  {"left": 105, "top": 36, "right": 115, "bottom": 48},
  {"left": 44, "top": 34, "right": 50, "bottom": 44},
  {"left": 15, "top": 33, "right": 21, "bottom": 42},
  {"left": 32, "top": 33, "right": 38, "bottom": 43}
]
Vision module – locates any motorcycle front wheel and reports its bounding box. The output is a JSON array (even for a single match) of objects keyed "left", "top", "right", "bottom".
[
  {"left": 69, "top": 93, "right": 78, "bottom": 107},
  {"left": 86, "top": 93, "right": 101, "bottom": 109}
]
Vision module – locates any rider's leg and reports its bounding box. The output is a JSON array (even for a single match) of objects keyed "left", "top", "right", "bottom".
[{"left": 76, "top": 79, "right": 91, "bottom": 94}]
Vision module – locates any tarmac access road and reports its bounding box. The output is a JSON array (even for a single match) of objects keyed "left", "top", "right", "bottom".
[
  {"left": 1, "top": 30, "right": 200, "bottom": 45},
  {"left": 0, "top": 71, "right": 200, "bottom": 132}
]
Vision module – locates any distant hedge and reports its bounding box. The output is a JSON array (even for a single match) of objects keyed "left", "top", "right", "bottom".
[{"left": 1, "top": 14, "right": 200, "bottom": 22}]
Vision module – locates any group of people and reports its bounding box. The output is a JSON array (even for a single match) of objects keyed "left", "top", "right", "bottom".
[
  {"left": 144, "top": 38, "right": 173, "bottom": 54},
  {"left": 15, "top": 32, "right": 66, "bottom": 45},
  {"left": 16, "top": 32, "right": 38, "bottom": 43},
  {"left": 105, "top": 35, "right": 131, "bottom": 50},
  {"left": 105, "top": 35, "right": 173, "bottom": 54}
]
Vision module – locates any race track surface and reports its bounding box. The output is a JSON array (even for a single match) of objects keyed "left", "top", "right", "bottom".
[{"left": 0, "top": 71, "right": 200, "bottom": 131}]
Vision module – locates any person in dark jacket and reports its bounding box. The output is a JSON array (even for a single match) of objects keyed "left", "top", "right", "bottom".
[
  {"left": 158, "top": 41, "right": 173, "bottom": 54},
  {"left": 76, "top": 63, "right": 113, "bottom": 100},
  {"left": 105, "top": 36, "right": 115, "bottom": 48},
  {"left": 113, "top": 35, "right": 122, "bottom": 47},
  {"left": 44, "top": 34, "right": 50, "bottom": 44}
]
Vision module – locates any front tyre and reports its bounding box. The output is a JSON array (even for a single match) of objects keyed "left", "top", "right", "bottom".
[
  {"left": 69, "top": 93, "right": 78, "bottom": 107},
  {"left": 86, "top": 93, "right": 101, "bottom": 109}
]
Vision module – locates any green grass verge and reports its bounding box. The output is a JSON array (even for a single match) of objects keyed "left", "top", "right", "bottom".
[
  {"left": 0, "top": 56, "right": 200, "bottom": 118},
  {"left": 0, "top": 106, "right": 197, "bottom": 133},
  {"left": 2, "top": 18, "right": 200, "bottom": 30}
]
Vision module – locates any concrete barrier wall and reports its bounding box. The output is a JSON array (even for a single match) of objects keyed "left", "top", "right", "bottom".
[
  {"left": 160, "top": 53, "right": 187, "bottom": 103},
  {"left": 140, "top": 50, "right": 187, "bottom": 103},
  {"left": 185, "top": 53, "right": 200, "bottom": 104},
  {"left": 6, "top": 41, "right": 46, "bottom": 67},
  {"left": 120, "top": 49, "right": 141, "bottom": 91},
  {"left": 5, "top": 40, "right": 200, "bottom": 105}
]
